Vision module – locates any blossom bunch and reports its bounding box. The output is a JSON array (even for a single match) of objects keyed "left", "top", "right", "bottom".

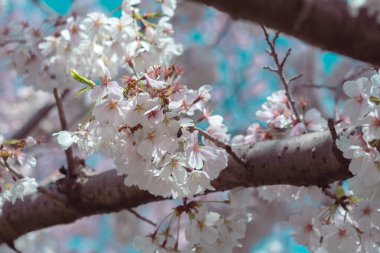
[
  {"left": 56, "top": 65, "right": 229, "bottom": 198},
  {"left": 285, "top": 74, "right": 380, "bottom": 252},
  {"left": 0, "top": 136, "right": 38, "bottom": 214},
  {"left": 255, "top": 90, "right": 327, "bottom": 138},
  {"left": 0, "top": 0, "right": 182, "bottom": 91},
  {"left": 337, "top": 74, "right": 380, "bottom": 197},
  {"left": 134, "top": 187, "right": 254, "bottom": 252},
  {"left": 4, "top": 0, "right": 379, "bottom": 251},
  {"left": 228, "top": 88, "right": 327, "bottom": 158},
  {"left": 288, "top": 183, "right": 380, "bottom": 253}
]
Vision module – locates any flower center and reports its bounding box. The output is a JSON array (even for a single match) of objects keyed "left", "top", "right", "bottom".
[{"left": 108, "top": 101, "right": 117, "bottom": 110}]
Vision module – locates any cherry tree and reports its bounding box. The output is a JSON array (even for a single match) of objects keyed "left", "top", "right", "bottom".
[{"left": 1, "top": 0, "right": 380, "bottom": 252}]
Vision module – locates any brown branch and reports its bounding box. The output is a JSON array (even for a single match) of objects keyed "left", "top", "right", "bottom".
[
  {"left": 190, "top": 0, "right": 380, "bottom": 65},
  {"left": 0, "top": 128, "right": 353, "bottom": 244},
  {"left": 53, "top": 88, "right": 75, "bottom": 177}
]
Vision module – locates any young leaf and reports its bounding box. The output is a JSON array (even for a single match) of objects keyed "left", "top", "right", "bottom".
[
  {"left": 3, "top": 139, "right": 21, "bottom": 145},
  {"left": 370, "top": 95, "right": 380, "bottom": 105},
  {"left": 71, "top": 69, "right": 96, "bottom": 88}
]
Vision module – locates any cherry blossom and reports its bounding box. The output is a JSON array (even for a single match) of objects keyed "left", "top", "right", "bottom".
[
  {"left": 342, "top": 77, "right": 373, "bottom": 125},
  {"left": 321, "top": 223, "right": 359, "bottom": 253},
  {"left": 288, "top": 209, "right": 322, "bottom": 250},
  {"left": 351, "top": 200, "right": 380, "bottom": 231},
  {"left": 10, "top": 177, "right": 38, "bottom": 204},
  {"left": 55, "top": 65, "right": 230, "bottom": 199},
  {"left": 1, "top": 0, "right": 182, "bottom": 91},
  {"left": 363, "top": 107, "right": 380, "bottom": 141},
  {"left": 4, "top": 1, "right": 380, "bottom": 252},
  {"left": 185, "top": 205, "right": 220, "bottom": 245}
]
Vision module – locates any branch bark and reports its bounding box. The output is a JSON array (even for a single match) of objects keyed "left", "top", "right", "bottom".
[
  {"left": 190, "top": 0, "right": 380, "bottom": 65},
  {"left": 0, "top": 128, "right": 352, "bottom": 244}
]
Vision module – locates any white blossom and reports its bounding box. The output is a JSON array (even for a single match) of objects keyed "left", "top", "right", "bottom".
[{"left": 10, "top": 177, "right": 38, "bottom": 204}]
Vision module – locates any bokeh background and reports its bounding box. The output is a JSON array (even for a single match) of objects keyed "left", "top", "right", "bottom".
[{"left": 0, "top": 0, "right": 370, "bottom": 252}]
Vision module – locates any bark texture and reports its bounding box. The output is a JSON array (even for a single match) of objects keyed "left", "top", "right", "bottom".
[
  {"left": 190, "top": 0, "right": 380, "bottom": 65},
  {"left": 0, "top": 128, "right": 352, "bottom": 244}
]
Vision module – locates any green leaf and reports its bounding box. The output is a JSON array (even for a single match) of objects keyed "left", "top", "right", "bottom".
[
  {"left": 76, "top": 87, "right": 92, "bottom": 96},
  {"left": 3, "top": 139, "right": 21, "bottom": 145},
  {"left": 370, "top": 95, "right": 380, "bottom": 105},
  {"left": 70, "top": 69, "right": 95, "bottom": 88}
]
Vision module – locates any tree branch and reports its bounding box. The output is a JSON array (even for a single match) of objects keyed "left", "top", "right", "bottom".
[
  {"left": 261, "top": 26, "right": 302, "bottom": 123},
  {"left": 0, "top": 128, "right": 352, "bottom": 244},
  {"left": 190, "top": 0, "right": 380, "bottom": 65},
  {"left": 53, "top": 88, "right": 75, "bottom": 177}
]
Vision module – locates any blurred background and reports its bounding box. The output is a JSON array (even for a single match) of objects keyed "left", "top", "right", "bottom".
[{"left": 0, "top": 0, "right": 371, "bottom": 252}]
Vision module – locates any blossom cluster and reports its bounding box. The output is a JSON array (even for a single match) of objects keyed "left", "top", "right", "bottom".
[
  {"left": 231, "top": 89, "right": 327, "bottom": 155},
  {"left": 285, "top": 73, "right": 380, "bottom": 252},
  {"left": 0, "top": 0, "right": 181, "bottom": 91},
  {"left": 288, "top": 183, "right": 380, "bottom": 253},
  {"left": 0, "top": 135, "right": 39, "bottom": 214},
  {"left": 134, "top": 187, "right": 254, "bottom": 252},
  {"left": 256, "top": 90, "right": 327, "bottom": 136},
  {"left": 336, "top": 74, "right": 380, "bottom": 198},
  {"left": 4, "top": 0, "right": 379, "bottom": 251},
  {"left": 56, "top": 65, "right": 229, "bottom": 198}
]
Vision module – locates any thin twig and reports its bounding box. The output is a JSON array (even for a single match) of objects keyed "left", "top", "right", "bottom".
[
  {"left": 189, "top": 126, "right": 247, "bottom": 167},
  {"left": 53, "top": 88, "right": 75, "bottom": 177},
  {"left": 127, "top": 208, "right": 157, "bottom": 227},
  {"left": 261, "top": 25, "right": 302, "bottom": 124},
  {"left": 181, "top": 16, "right": 232, "bottom": 66},
  {"left": 302, "top": 83, "right": 337, "bottom": 91},
  {"left": 31, "top": 0, "right": 57, "bottom": 16},
  {"left": 323, "top": 188, "right": 338, "bottom": 202},
  {"left": 208, "top": 17, "right": 232, "bottom": 48},
  {"left": 12, "top": 89, "right": 69, "bottom": 139},
  {"left": 0, "top": 39, "right": 26, "bottom": 48},
  {"left": 280, "top": 48, "right": 292, "bottom": 69},
  {"left": 2, "top": 159, "right": 24, "bottom": 180},
  {"left": 289, "top": 74, "right": 303, "bottom": 84}
]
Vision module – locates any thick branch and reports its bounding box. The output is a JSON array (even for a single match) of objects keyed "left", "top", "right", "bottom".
[
  {"left": 190, "top": 0, "right": 380, "bottom": 65},
  {"left": 0, "top": 129, "right": 352, "bottom": 244}
]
